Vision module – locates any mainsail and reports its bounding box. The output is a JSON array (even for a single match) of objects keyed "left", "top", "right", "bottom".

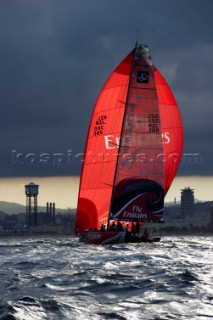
[
  {"left": 110, "top": 45, "right": 164, "bottom": 223},
  {"left": 76, "top": 44, "right": 183, "bottom": 234}
]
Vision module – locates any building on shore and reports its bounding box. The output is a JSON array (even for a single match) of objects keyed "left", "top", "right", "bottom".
[{"left": 181, "top": 187, "right": 195, "bottom": 220}]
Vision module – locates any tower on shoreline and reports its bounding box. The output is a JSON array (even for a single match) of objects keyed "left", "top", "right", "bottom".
[
  {"left": 25, "top": 183, "right": 39, "bottom": 227},
  {"left": 181, "top": 187, "right": 194, "bottom": 219}
]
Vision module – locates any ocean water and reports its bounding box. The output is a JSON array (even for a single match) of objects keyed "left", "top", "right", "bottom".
[{"left": 0, "top": 236, "right": 213, "bottom": 320}]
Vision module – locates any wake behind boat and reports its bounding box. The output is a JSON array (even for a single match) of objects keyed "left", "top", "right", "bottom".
[{"left": 75, "top": 43, "right": 183, "bottom": 245}]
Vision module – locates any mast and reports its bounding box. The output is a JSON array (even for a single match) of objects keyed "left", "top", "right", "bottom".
[{"left": 107, "top": 43, "right": 138, "bottom": 226}]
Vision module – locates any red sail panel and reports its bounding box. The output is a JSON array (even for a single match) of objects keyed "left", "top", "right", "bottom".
[
  {"left": 75, "top": 51, "right": 134, "bottom": 234},
  {"left": 154, "top": 67, "right": 184, "bottom": 195},
  {"left": 111, "top": 45, "right": 164, "bottom": 222}
]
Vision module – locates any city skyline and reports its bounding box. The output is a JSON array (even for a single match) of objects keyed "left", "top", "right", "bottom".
[{"left": 0, "top": 176, "right": 212, "bottom": 209}]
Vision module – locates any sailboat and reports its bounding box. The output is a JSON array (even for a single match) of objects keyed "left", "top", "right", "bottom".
[{"left": 75, "top": 43, "right": 183, "bottom": 244}]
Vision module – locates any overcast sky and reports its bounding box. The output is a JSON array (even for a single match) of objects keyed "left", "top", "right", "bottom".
[{"left": 0, "top": 0, "right": 212, "bottom": 178}]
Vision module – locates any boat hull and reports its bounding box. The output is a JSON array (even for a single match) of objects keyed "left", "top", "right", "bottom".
[{"left": 79, "top": 230, "right": 161, "bottom": 245}]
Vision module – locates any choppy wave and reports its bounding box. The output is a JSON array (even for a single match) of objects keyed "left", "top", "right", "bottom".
[{"left": 0, "top": 236, "right": 213, "bottom": 319}]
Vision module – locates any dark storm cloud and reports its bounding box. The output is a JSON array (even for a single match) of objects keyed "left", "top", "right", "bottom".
[{"left": 0, "top": 0, "right": 212, "bottom": 177}]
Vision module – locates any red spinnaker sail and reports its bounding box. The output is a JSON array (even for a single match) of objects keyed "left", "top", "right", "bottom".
[
  {"left": 75, "top": 45, "right": 183, "bottom": 234},
  {"left": 75, "top": 51, "right": 134, "bottom": 234},
  {"left": 154, "top": 67, "right": 183, "bottom": 194}
]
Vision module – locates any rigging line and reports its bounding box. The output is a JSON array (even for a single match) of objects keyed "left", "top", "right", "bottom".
[
  {"left": 102, "top": 183, "right": 113, "bottom": 187},
  {"left": 118, "top": 99, "right": 126, "bottom": 104}
]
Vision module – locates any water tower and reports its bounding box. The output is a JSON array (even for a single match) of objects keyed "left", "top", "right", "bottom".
[{"left": 25, "top": 183, "right": 39, "bottom": 227}]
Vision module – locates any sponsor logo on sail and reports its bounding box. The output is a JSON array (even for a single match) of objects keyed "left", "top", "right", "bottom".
[
  {"left": 104, "top": 135, "right": 120, "bottom": 150},
  {"left": 104, "top": 132, "right": 170, "bottom": 150},
  {"left": 137, "top": 71, "right": 149, "bottom": 83},
  {"left": 123, "top": 205, "right": 147, "bottom": 219},
  {"left": 123, "top": 211, "right": 148, "bottom": 219}
]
